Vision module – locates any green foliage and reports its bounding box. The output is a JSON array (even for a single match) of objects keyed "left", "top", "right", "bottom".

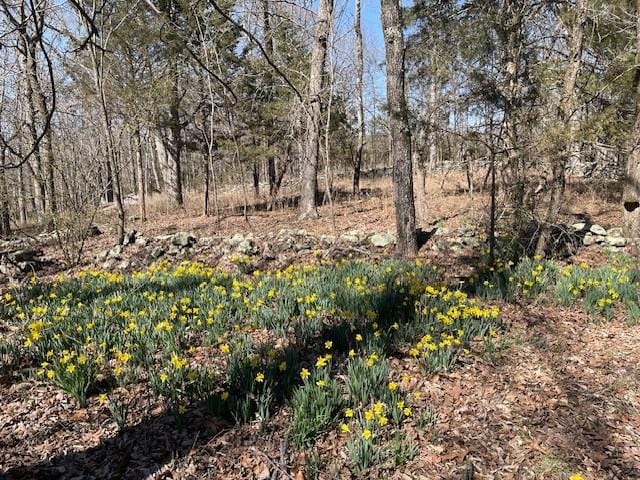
[
  {"left": 289, "top": 369, "right": 343, "bottom": 449},
  {"left": 473, "top": 257, "right": 558, "bottom": 302},
  {"left": 389, "top": 432, "right": 418, "bottom": 467},
  {"left": 554, "top": 260, "right": 640, "bottom": 319},
  {"left": 411, "top": 286, "right": 500, "bottom": 373},
  {"left": 346, "top": 354, "right": 391, "bottom": 406},
  {"left": 346, "top": 429, "right": 383, "bottom": 474}
]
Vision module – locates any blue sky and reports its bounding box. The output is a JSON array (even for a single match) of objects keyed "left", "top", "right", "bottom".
[{"left": 361, "top": 0, "right": 384, "bottom": 51}]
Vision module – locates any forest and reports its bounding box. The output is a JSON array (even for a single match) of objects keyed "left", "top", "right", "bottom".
[{"left": 0, "top": 0, "right": 639, "bottom": 479}]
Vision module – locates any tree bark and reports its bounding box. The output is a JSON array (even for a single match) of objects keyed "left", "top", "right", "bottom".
[
  {"left": 298, "top": 0, "right": 333, "bottom": 219},
  {"left": 22, "top": 27, "right": 56, "bottom": 220},
  {"left": 262, "top": 0, "right": 278, "bottom": 205},
  {"left": 535, "top": 0, "right": 587, "bottom": 255},
  {"left": 382, "top": 0, "right": 417, "bottom": 256},
  {"left": 353, "top": 0, "right": 365, "bottom": 194},
  {"left": 500, "top": 2, "right": 525, "bottom": 228},
  {"left": 19, "top": 33, "right": 45, "bottom": 221},
  {"left": 623, "top": 0, "right": 640, "bottom": 240},
  {"left": 18, "top": 163, "right": 27, "bottom": 224},
  {"left": 135, "top": 127, "right": 147, "bottom": 221},
  {"left": 165, "top": 68, "right": 184, "bottom": 207},
  {"left": 0, "top": 148, "right": 10, "bottom": 236},
  {"left": 427, "top": 80, "right": 438, "bottom": 172}
]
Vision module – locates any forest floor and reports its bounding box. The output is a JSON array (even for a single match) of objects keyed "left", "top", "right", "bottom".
[{"left": 1, "top": 173, "right": 639, "bottom": 480}]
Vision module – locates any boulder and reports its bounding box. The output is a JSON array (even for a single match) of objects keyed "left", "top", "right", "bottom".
[
  {"left": 606, "top": 236, "right": 626, "bottom": 247},
  {"left": 108, "top": 245, "right": 123, "bottom": 260},
  {"left": 571, "top": 222, "right": 586, "bottom": 232},
  {"left": 237, "top": 238, "right": 259, "bottom": 255},
  {"left": 95, "top": 249, "right": 110, "bottom": 262},
  {"left": 590, "top": 224, "right": 607, "bottom": 236},
  {"left": 116, "top": 260, "right": 132, "bottom": 270},
  {"left": 150, "top": 246, "right": 165, "bottom": 259},
  {"left": 340, "top": 230, "right": 366, "bottom": 244},
  {"left": 370, "top": 232, "right": 396, "bottom": 247},
  {"left": 172, "top": 232, "right": 196, "bottom": 248},
  {"left": 607, "top": 227, "right": 623, "bottom": 237},
  {"left": 134, "top": 235, "right": 149, "bottom": 247},
  {"left": 227, "top": 233, "right": 251, "bottom": 247},
  {"left": 583, "top": 233, "right": 606, "bottom": 246}
]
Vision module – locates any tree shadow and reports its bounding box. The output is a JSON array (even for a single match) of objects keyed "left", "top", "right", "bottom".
[
  {"left": 525, "top": 317, "right": 640, "bottom": 478},
  {"left": 3, "top": 401, "right": 229, "bottom": 480}
]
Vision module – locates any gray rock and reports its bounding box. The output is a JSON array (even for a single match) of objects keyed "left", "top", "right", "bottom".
[
  {"left": 116, "top": 260, "right": 132, "bottom": 270},
  {"left": 583, "top": 233, "right": 597, "bottom": 246},
  {"left": 571, "top": 222, "right": 586, "bottom": 231},
  {"left": 370, "top": 232, "right": 396, "bottom": 247},
  {"left": 590, "top": 224, "right": 607, "bottom": 236},
  {"left": 101, "top": 259, "right": 116, "bottom": 270},
  {"left": 172, "top": 232, "right": 196, "bottom": 248},
  {"left": 606, "top": 236, "right": 626, "bottom": 247},
  {"left": 340, "top": 230, "right": 366, "bottom": 244},
  {"left": 277, "top": 228, "right": 308, "bottom": 239},
  {"left": 95, "top": 250, "right": 110, "bottom": 262},
  {"left": 434, "top": 226, "right": 450, "bottom": 237},
  {"left": 150, "top": 246, "right": 165, "bottom": 259},
  {"left": 607, "top": 227, "right": 623, "bottom": 237},
  {"left": 134, "top": 235, "right": 148, "bottom": 247},
  {"left": 108, "top": 245, "right": 123, "bottom": 260},
  {"left": 237, "top": 238, "right": 258, "bottom": 255},
  {"left": 319, "top": 234, "right": 336, "bottom": 244}
]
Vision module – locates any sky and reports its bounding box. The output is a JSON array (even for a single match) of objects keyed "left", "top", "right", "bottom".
[{"left": 361, "top": 0, "right": 384, "bottom": 51}]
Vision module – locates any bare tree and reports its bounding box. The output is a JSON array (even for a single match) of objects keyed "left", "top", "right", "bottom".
[
  {"left": 352, "top": 0, "right": 365, "bottom": 194},
  {"left": 382, "top": 0, "right": 417, "bottom": 256},
  {"left": 298, "top": 0, "right": 333, "bottom": 219},
  {"left": 623, "top": 0, "right": 640, "bottom": 240}
]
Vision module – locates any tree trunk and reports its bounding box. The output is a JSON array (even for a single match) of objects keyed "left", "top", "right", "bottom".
[
  {"left": 623, "top": 0, "right": 640, "bottom": 241},
  {"left": 0, "top": 148, "right": 10, "bottom": 236},
  {"left": 18, "top": 163, "right": 27, "bottom": 224},
  {"left": 20, "top": 34, "right": 45, "bottom": 222},
  {"left": 253, "top": 160, "right": 260, "bottom": 200},
  {"left": 535, "top": 0, "right": 587, "bottom": 255},
  {"left": 381, "top": 0, "right": 417, "bottom": 256},
  {"left": 135, "top": 127, "right": 147, "bottom": 221},
  {"left": 427, "top": 80, "right": 438, "bottom": 172},
  {"left": 262, "top": 0, "right": 278, "bottom": 205},
  {"left": 24, "top": 34, "right": 56, "bottom": 221},
  {"left": 353, "top": 0, "right": 365, "bottom": 195},
  {"left": 500, "top": 2, "right": 524, "bottom": 228},
  {"left": 298, "top": 0, "right": 333, "bottom": 219},
  {"left": 167, "top": 70, "right": 184, "bottom": 207}
]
